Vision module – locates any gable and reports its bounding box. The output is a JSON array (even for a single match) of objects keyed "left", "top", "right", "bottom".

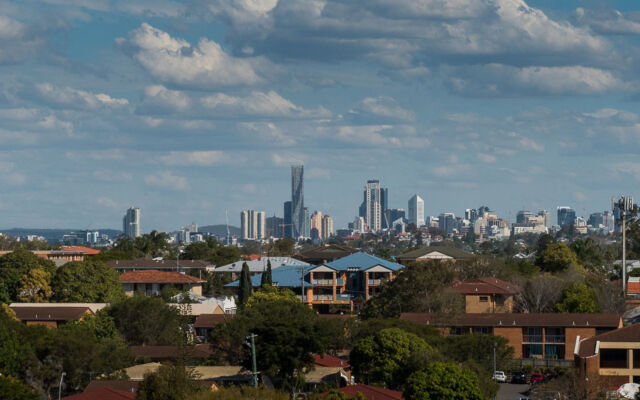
[
  {"left": 365, "top": 265, "right": 393, "bottom": 273},
  {"left": 418, "top": 251, "right": 453, "bottom": 259},
  {"left": 309, "top": 265, "right": 335, "bottom": 273}
]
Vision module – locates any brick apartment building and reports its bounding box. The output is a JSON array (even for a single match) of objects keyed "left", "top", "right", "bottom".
[
  {"left": 401, "top": 313, "right": 622, "bottom": 361},
  {"left": 451, "top": 277, "right": 520, "bottom": 313}
]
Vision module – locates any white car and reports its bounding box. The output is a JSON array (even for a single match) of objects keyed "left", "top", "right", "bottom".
[{"left": 493, "top": 371, "right": 507, "bottom": 383}]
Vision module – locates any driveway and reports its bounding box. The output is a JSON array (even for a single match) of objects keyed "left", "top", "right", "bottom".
[{"left": 497, "top": 383, "right": 530, "bottom": 400}]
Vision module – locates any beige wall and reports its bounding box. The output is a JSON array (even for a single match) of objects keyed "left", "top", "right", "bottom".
[
  {"left": 494, "top": 327, "right": 523, "bottom": 358},
  {"left": 464, "top": 294, "right": 514, "bottom": 313}
]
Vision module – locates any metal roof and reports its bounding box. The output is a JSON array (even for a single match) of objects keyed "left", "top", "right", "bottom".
[
  {"left": 214, "top": 257, "right": 309, "bottom": 272},
  {"left": 225, "top": 264, "right": 314, "bottom": 288},
  {"left": 323, "top": 252, "right": 403, "bottom": 272}
]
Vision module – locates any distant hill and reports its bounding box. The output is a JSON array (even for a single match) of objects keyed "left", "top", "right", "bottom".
[
  {"left": 0, "top": 228, "right": 122, "bottom": 242},
  {"left": 199, "top": 224, "right": 241, "bottom": 236}
]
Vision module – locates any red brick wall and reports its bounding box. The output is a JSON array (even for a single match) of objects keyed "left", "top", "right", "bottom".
[
  {"left": 565, "top": 328, "right": 596, "bottom": 360},
  {"left": 494, "top": 327, "right": 523, "bottom": 359}
]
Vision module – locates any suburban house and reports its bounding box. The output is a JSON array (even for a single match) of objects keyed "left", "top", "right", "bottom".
[
  {"left": 401, "top": 313, "right": 622, "bottom": 361},
  {"left": 396, "top": 246, "right": 473, "bottom": 265},
  {"left": 212, "top": 256, "right": 310, "bottom": 279},
  {"left": 10, "top": 305, "right": 93, "bottom": 328},
  {"left": 0, "top": 249, "right": 87, "bottom": 266},
  {"left": 119, "top": 270, "right": 205, "bottom": 296},
  {"left": 125, "top": 363, "right": 252, "bottom": 385},
  {"left": 319, "top": 384, "right": 404, "bottom": 400},
  {"left": 314, "top": 354, "right": 351, "bottom": 384},
  {"left": 225, "top": 252, "right": 404, "bottom": 313},
  {"left": 575, "top": 323, "right": 640, "bottom": 386},
  {"left": 194, "top": 313, "right": 234, "bottom": 342},
  {"left": 61, "top": 387, "right": 136, "bottom": 400},
  {"left": 106, "top": 258, "right": 212, "bottom": 273},
  {"left": 60, "top": 246, "right": 101, "bottom": 256},
  {"left": 451, "top": 277, "right": 520, "bottom": 313},
  {"left": 294, "top": 244, "right": 359, "bottom": 264}
]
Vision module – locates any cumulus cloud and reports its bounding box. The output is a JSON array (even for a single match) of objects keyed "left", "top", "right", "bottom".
[
  {"left": 118, "top": 23, "right": 269, "bottom": 90},
  {"left": 0, "top": 16, "right": 43, "bottom": 64},
  {"left": 519, "top": 137, "right": 544, "bottom": 152},
  {"left": 445, "top": 64, "right": 625, "bottom": 96},
  {"left": 137, "top": 85, "right": 191, "bottom": 114},
  {"left": 334, "top": 125, "right": 430, "bottom": 148},
  {"left": 347, "top": 96, "right": 415, "bottom": 123},
  {"left": 573, "top": 7, "right": 640, "bottom": 35},
  {"left": 159, "top": 151, "right": 227, "bottom": 166},
  {"left": 31, "top": 83, "right": 129, "bottom": 110},
  {"left": 145, "top": 171, "right": 189, "bottom": 190},
  {"left": 202, "top": 91, "right": 330, "bottom": 118}
]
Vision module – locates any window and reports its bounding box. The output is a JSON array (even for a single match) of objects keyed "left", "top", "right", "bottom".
[
  {"left": 495, "top": 295, "right": 505, "bottom": 306},
  {"left": 472, "top": 326, "right": 492, "bottom": 334},
  {"left": 634, "top": 350, "right": 640, "bottom": 369},
  {"left": 524, "top": 327, "right": 543, "bottom": 343},
  {"left": 600, "top": 349, "right": 628, "bottom": 369},
  {"left": 544, "top": 344, "right": 565, "bottom": 360},
  {"left": 479, "top": 296, "right": 489, "bottom": 302},
  {"left": 450, "top": 327, "right": 464, "bottom": 336},
  {"left": 523, "top": 344, "right": 543, "bottom": 358},
  {"left": 634, "top": 376, "right": 640, "bottom": 384}
]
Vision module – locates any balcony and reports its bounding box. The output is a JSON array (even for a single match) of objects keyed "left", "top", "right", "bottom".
[
  {"left": 314, "top": 279, "right": 334, "bottom": 285},
  {"left": 313, "top": 295, "right": 334, "bottom": 301},
  {"left": 523, "top": 335, "right": 543, "bottom": 343},
  {"left": 545, "top": 335, "right": 565, "bottom": 343},
  {"left": 368, "top": 279, "right": 382, "bottom": 286},
  {"left": 336, "top": 293, "right": 354, "bottom": 301}
]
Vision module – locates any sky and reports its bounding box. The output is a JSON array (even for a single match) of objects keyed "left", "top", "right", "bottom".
[{"left": 1, "top": 0, "right": 640, "bottom": 232}]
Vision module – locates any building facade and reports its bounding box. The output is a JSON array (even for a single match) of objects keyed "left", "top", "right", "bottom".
[
  {"left": 123, "top": 207, "right": 141, "bottom": 238},
  {"left": 365, "top": 180, "right": 382, "bottom": 232},
  {"left": 310, "top": 211, "right": 323, "bottom": 240},
  {"left": 240, "top": 210, "right": 266, "bottom": 240},
  {"left": 408, "top": 194, "right": 425, "bottom": 228},
  {"left": 291, "top": 165, "right": 305, "bottom": 238},
  {"left": 321, "top": 215, "right": 333, "bottom": 241},
  {"left": 557, "top": 206, "right": 576, "bottom": 227}
]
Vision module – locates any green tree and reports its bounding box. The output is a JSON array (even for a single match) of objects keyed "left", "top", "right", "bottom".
[
  {"left": 349, "top": 328, "right": 435, "bottom": 389},
  {"left": 538, "top": 243, "right": 579, "bottom": 273},
  {"left": 137, "top": 363, "right": 201, "bottom": 400},
  {"left": 0, "top": 376, "right": 40, "bottom": 400},
  {"left": 238, "top": 262, "right": 252, "bottom": 308},
  {"left": 17, "top": 268, "right": 52, "bottom": 302},
  {"left": 246, "top": 286, "right": 299, "bottom": 308},
  {"left": 0, "top": 249, "right": 55, "bottom": 303},
  {"left": 360, "top": 261, "right": 463, "bottom": 319},
  {"left": 105, "top": 295, "right": 183, "bottom": 345},
  {"left": 403, "top": 363, "right": 483, "bottom": 400},
  {"left": 211, "top": 298, "right": 327, "bottom": 391},
  {"left": 261, "top": 260, "right": 273, "bottom": 287},
  {"left": 51, "top": 260, "right": 125, "bottom": 303},
  {"left": 555, "top": 281, "right": 598, "bottom": 313}
]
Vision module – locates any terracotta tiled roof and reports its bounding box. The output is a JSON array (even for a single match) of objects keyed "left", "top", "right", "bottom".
[
  {"left": 400, "top": 313, "right": 622, "bottom": 328},
  {"left": 193, "top": 313, "right": 233, "bottom": 328},
  {"left": 84, "top": 381, "right": 138, "bottom": 393},
  {"left": 61, "top": 246, "right": 101, "bottom": 255},
  {"left": 314, "top": 354, "right": 350, "bottom": 369},
  {"left": 130, "top": 344, "right": 214, "bottom": 359},
  {"left": 452, "top": 277, "right": 520, "bottom": 295},
  {"left": 106, "top": 259, "right": 212, "bottom": 269},
  {"left": 10, "top": 306, "right": 93, "bottom": 321},
  {"left": 576, "top": 323, "right": 640, "bottom": 358},
  {"left": 241, "top": 254, "right": 263, "bottom": 261},
  {"left": 118, "top": 270, "right": 205, "bottom": 284},
  {"left": 319, "top": 384, "right": 403, "bottom": 400},
  {"left": 627, "top": 279, "right": 640, "bottom": 294},
  {"left": 62, "top": 388, "right": 136, "bottom": 400}
]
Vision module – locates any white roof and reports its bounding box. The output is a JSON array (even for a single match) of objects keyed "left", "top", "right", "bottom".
[
  {"left": 9, "top": 302, "right": 108, "bottom": 313},
  {"left": 213, "top": 257, "right": 309, "bottom": 272}
]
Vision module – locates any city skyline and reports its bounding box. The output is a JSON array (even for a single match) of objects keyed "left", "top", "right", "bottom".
[{"left": 1, "top": 1, "right": 640, "bottom": 231}]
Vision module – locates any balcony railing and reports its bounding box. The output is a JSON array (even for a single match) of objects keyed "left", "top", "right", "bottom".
[
  {"left": 545, "top": 335, "right": 565, "bottom": 343},
  {"left": 336, "top": 278, "right": 345, "bottom": 285},
  {"left": 313, "top": 295, "right": 333, "bottom": 301},
  {"left": 336, "top": 294, "right": 354, "bottom": 301},
  {"left": 368, "top": 279, "right": 381, "bottom": 285},
  {"left": 523, "top": 335, "right": 543, "bottom": 343},
  {"left": 314, "top": 279, "right": 333, "bottom": 285}
]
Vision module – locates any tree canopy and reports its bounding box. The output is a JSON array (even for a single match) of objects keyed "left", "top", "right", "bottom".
[
  {"left": 538, "top": 243, "right": 579, "bottom": 273},
  {"left": 403, "top": 362, "right": 483, "bottom": 400},
  {"left": 51, "top": 260, "right": 125, "bottom": 303}
]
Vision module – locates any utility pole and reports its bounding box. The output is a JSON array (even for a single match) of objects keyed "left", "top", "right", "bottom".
[
  {"left": 614, "top": 196, "right": 633, "bottom": 294},
  {"left": 246, "top": 333, "right": 258, "bottom": 387}
]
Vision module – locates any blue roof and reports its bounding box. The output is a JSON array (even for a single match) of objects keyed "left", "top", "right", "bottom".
[
  {"left": 323, "top": 252, "right": 403, "bottom": 272},
  {"left": 225, "top": 265, "right": 314, "bottom": 288}
]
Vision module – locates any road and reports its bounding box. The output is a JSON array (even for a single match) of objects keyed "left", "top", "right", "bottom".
[{"left": 497, "top": 383, "right": 530, "bottom": 400}]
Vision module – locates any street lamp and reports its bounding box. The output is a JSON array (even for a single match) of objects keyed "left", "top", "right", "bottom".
[{"left": 58, "top": 372, "right": 66, "bottom": 400}]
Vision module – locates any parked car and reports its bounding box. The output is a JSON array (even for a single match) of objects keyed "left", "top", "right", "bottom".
[
  {"left": 511, "top": 371, "right": 527, "bottom": 384},
  {"left": 530, "top": 372, "right": 545, "bottom": 384},
  {"left": 493, "top": 371, "right": 507, "bottom": 383}
]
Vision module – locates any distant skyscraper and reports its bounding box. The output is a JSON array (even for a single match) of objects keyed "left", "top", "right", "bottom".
[
  {"left": 283, "top": 201, "right": 292, "bottom": 238},
  {"left": 240, "top": 210, "right": 266, "bottom": 240},
  {"left": 310, "top": 211, "right": 323, "bottom": 240},
  {"left": 439, "top": 212, "right": 456, "bottom": 235},
  {"left": 408, "top": 194, "right": 425, "bottom": 227},
  {"left": 557, "top": 206, "right": 576, "bottom": 227},
  {"left": 385, "top": 208, "right": 405, "bottom": 225},
  {"left": 380, "top": 187, "right": 389, "bottom": 228},
  {"left": 537, "top": 210, "right": 550, "bottom": 228},
  {"left": 322, "top": 215, "right": 333, "bottom": 240},
  {"left": 588, "top": 212, "right": 604, "bottom": 228},
  {"left": 123, "top": 207, "right": 141, "bottom": 238},
  {"left": 365, "top": 180, "right": 382, "bottom": 232},
  {"left": 304, "top": 207, "right": 310, "bottom": 238},
  {"left": 516, "top": 210, "right": 532, "bottom": 224},
  {"left": 266, "top": 215, "right": 284, "bottom": 238},
  {"left": 291, "top": 165, "right": 304, "bottom": 238}
]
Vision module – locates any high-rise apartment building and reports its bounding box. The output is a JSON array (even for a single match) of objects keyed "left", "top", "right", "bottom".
[
  {"left": 557, "top": 207, "right": 576, "bottom": 227},
  {"left": 439, "top": 212, "right": 456, "bottom": 235},
  {"left": 283, "top": 201, "right": 292, "bottom": 238},
  {"left": 538, "top": 210, "right": 550, "bottom": 228},
  {"left": 365, "top": 180, "right": 382, "bottom": 232},
  {"left": 304, "top": 207, "right": 310, "bottom": 238},
  {"left": 516, "top": 210, "right": 533, "bottom": 224},
  {"left": 408, "top": 194, "right": 425, "bottom": 227},
  {"left": 240, "top": 210, "right": 266, "bottom": 240},
  {"left": 310, "top": 211, "right": 323, "bottom": 240},
  {"left": 291, "top": 165, "right": 304, "bottom": 238},
  {"left": 380, "top": 187, "right": 389, "bottom": 228},
  {"left": 322, "top": 215, "right": 333, "bottom": 240},
  {"left": 123, "top": 207, "right": 141, "bottom": 238},
  {"left": 266, "top": 215, "right": 284, "bottom": 238}
]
